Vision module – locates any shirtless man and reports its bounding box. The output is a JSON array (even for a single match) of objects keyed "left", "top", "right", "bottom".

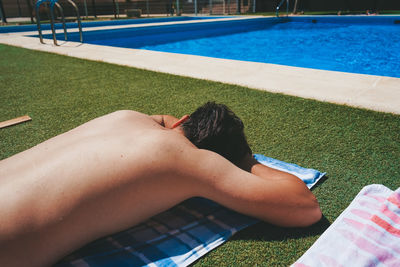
[{"left": 0, "top": 102, "right": 321, "bottom": 266}]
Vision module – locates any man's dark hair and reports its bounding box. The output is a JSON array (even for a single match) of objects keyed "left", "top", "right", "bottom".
[{"left": 181, "top": 102, "right": 252, "bottom": 165}]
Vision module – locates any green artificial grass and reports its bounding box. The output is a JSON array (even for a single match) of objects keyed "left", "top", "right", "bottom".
[{"left": 1, "top": 44, "right": 399, "bottom": 266}]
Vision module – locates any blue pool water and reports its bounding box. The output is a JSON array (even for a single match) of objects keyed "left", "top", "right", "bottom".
[
  {"left": 142, "top": 18, "right": 400, "bottom": 78},
  {"left": 40, "top": 16, "right": 400, "bottom": 78}
]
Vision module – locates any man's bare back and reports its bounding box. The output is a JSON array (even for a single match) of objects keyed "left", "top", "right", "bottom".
[{"left": 0, "top": 110, "right": 321, "bottom": 267}]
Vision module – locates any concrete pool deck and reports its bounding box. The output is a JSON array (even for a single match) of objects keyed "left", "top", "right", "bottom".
[{"left": 1, "top": 16, "right": 399, "bottom": 115}]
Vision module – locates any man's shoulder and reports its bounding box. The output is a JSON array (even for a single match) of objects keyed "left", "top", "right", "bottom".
[
  {"left": 104, "top": 110, "right": 147, "bottom": 121},
  {"left": 84, "top": 110, "right": 147, "bottom": 129},
  {"left": 172, "top": 145, "right": 244, "bottom": 182},
  {"left": 155, "top": 130, "right": 197, "bottom": 155}
]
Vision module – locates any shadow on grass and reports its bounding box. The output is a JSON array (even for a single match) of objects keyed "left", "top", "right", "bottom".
[
  {"left": 232, "top": 215, "right": 330, "bottom": 242},
  {"left": 310, "top": 175, "right": 329, "bottom": 191}
]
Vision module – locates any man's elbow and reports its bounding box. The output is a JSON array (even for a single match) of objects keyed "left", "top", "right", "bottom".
[
  {"left": 297, "top": 196, "right": 322, "bottom": 227},
  {"left": 303, "top": 204, "right": 322, "bottom": 227},
  {"left": 279, "top": 194, "right": 322, "bottom": 228},
  {"left": 263, "top": 196, "right": 322, "bottom": 228}
]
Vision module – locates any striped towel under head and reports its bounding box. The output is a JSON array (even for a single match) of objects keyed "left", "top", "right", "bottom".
[
  {"left": 293, "top": 184, "right": 400, "bottom": 267},
  {"left": 56, "top": 154, "right": 325, "bottom": 267}
]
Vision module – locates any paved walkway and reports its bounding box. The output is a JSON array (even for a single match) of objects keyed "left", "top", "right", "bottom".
[{"left": 1, "top": 16, "right": 399, "bottom": 115}]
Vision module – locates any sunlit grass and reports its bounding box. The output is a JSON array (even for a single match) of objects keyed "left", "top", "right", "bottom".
[{"left": 1, "top": 44, "right": 399, "bottom": 265}]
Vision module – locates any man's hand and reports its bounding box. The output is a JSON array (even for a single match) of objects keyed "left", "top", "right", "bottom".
[
  {"left": 238, "top": 153, "right": 258, "bottom": 172},
  {"left": 151, "top": 115, "right": 178, "bottom": 128},
  {"left": 239, "top": 153, "right": 298, "bottom": 181}
]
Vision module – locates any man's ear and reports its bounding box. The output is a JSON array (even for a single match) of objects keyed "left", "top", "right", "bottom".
[{"left": 172, "top": 115, "right": 190, "bottom": 129}]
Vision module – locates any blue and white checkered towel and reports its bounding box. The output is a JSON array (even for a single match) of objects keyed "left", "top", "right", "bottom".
[{"left": 56, "top": 154, "right": 325, "bottom": 267}]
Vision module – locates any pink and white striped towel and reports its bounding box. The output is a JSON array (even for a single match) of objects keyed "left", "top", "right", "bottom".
[{"left": 293, "top": 184, "right": 400, "bottom": 267}]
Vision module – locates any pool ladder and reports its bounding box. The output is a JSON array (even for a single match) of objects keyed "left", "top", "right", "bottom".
[
  {"left": 36, "top": 0, "right": 83, "bottom": 45},
  {"left": 276, "top": 0, "right": 289, "bottom": 17}
]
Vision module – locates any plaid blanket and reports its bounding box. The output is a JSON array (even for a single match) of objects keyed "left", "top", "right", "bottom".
[
  {"left": 56, "top": 154, "right": 325, "bottom": 267},
  {"left": 293, "top": 184, "right": 400, "bottom": 267}
]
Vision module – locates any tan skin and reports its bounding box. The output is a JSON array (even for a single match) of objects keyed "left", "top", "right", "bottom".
[{"left": 0, "top": 110, "right": 321, "bottom": 267}]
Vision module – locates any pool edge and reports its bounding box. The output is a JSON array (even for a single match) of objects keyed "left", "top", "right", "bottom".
[{"left": 1, "top": 24, "right": 399, "bottom": 116}]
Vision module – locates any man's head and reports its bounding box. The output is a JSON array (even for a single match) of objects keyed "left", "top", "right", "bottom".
[{"left": 181, "top": 102, "right": 252, "bottom": 166}]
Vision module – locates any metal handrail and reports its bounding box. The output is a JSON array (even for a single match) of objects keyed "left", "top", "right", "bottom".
[
  {"left": 276, "top": 0, "right": 289, "bottom": 17},
  {"left": 54, "top": 2, "right": 67, "bottom": 41},
  {"left": 36, "top": 0, "right": 62, "bottom": 45},
  {"left": 56, "top": 0, "right": 83, "bottom": 42},
  {"left": 36, "top": 0, "right": 83, "bottom": 45}
]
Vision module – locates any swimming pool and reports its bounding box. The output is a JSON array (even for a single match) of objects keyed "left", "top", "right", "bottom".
[{"left": 42, "top": 16, "right": 400, "bottom": 78}]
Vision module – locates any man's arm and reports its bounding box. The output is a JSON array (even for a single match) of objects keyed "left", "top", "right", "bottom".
[
  {"left": 239, "top": 153, "right": 299, "bottom": 181},
  {"left": 185, "top": 150, "right": 322, "bottom": 227}
]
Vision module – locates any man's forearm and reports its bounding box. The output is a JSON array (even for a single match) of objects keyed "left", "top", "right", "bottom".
[
  {"left": 238, "top": 153, "right": 322, "bottom": 226},
  {"left": 239, "top": 153, "right": 299, "bottom": 182}
]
